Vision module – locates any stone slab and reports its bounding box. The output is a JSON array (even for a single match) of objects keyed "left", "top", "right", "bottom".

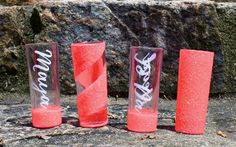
[
  {"left": 0, "top": 0, "right": 235, "bottom": 96},
  {"left": 0, "top": 94, "right": 236, "bottom": 146}
]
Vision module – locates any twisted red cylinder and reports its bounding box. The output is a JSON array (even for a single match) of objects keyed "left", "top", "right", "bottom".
[{"left": 71, "top": 41, "right": 108, "bottom": 128}]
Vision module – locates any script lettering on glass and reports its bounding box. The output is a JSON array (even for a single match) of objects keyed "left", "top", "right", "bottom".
[
  {"left": 134, "top": 52, "right": 156, "bottom": 110},
  {"left": 32, "top": 49, "right": 52, "bottom": 107}
]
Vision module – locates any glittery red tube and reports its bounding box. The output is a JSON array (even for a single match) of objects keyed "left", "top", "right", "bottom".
[
  {"left": 71, "top": 41, "right": 108, "bottom": 128},
  {"left": 175, "top": 49, "right": 214, "bottom": 134}
]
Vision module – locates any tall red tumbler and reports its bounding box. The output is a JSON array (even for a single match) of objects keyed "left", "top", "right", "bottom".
[
  {"left": 175, "top": 49, "right": 214, "bottom": 134},
  {"left": 71, "top": 41, "right": 108, "bottom": 128}
]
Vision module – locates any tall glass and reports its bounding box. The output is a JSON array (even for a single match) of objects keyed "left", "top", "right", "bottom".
[
  {"left": 25, "top": 42, "right": 62, "bottom": 128},
  {"left": 71, "top": 41, "right": 108, "bottom": 128},
  {"left": 127, "top": 46, "right": 163, "bottom": 132}
]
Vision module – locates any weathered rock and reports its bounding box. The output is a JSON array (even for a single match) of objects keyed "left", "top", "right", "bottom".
[
  {"left": 105, "top": 0, "right": 225, "bottom": 95},
  {"left": 0, "top": 0, "right": 44, "bottom": 6},
  {"left": 0, "top": 0, "right": 235, "bottom": 96},
  {"left": 215, "top": 0, "right": 236, "bottom": 2},
  {"left": 216, "top": 3, "right": 236, "bottom": 93},
  {"left": 0, "top": 6, "right": 28, "bottom": 93}
]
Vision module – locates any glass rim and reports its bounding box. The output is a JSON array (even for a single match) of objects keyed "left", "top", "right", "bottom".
[
  {"left": 71, "top": 41, "right": 105, "bottom": 47},
  {"left": 180, "top": 49, "right": 214, "bottom": 55},
  {"left": 25, "top": 42, "right": 57, "bottom": 46},
  {"left": 131, "top": 46, "right": 163, "bottom": 51}
]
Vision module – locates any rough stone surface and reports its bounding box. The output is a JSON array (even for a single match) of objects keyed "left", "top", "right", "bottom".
[
  {"left": 0, "top": 0, "right": 235, "bottom": 96},
  {"left": 215, "top": 0, "right": 236, "bottom": 2},
  {"left": 0, "top": 93, "right": 236, "bottom": 146},
  {"left": 216, "top": 3, "right": 236, "bottom": 94}
]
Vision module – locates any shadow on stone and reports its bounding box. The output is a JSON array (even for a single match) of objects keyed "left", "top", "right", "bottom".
[
  {"left": 6, "top": 116, "right": 32, "bottom": 127},
  {"left": 158, "top": 125, "right": 175, "bottom": 132},
  {"left": 62, "top": 117, "right": 80, "bottom": 127},
  {"left": 109, "top": 122, "right": 127, "bottom": 130}
]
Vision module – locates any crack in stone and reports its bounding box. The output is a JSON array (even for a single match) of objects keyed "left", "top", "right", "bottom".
[{"left": 101, "top": 0, "right": 141, "bottom": 45}]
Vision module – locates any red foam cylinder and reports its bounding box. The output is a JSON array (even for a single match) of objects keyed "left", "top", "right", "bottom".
[
  {"left": 71, "top": 41, "right": 108, "bottom": 128},
  {"left": 175, "top": 49, "right": 214, "bottom": 134}
]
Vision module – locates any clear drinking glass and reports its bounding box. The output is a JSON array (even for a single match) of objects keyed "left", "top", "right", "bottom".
[
  {"left": 71, "top": 41, "right": 108, "bottom": 128},
  {"left": 127, "top": 46, "right": 163, "bottom": 132},
  {"left": 25, "top": 42, "right": 62, "bottom": 128}
]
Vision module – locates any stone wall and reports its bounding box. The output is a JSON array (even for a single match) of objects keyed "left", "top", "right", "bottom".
[
  {"left": 0, "top": 0, "right": 235, "bottom": 96},
  {"left": 217, "top": 2, "right": 236, "bottom": 94}
]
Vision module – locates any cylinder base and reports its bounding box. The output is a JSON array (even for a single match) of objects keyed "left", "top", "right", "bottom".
[
  {"left": 79, "top": 107, "right": 108, "bottom": 128},
  {"left": 80, "top": 120, "right": 108, "bottom": 128},
  {"left": 32, "top": 105, "right": 62, "bottom": 128},
  {"left": 127, "top": 109, "right": 157, "bottom": 133},
  {"left": 175, "top": 119, "right": 205, "bottom": 135}
]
